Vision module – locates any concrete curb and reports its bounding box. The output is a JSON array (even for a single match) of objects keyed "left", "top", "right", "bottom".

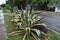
[{"left": 48, "top": 28, "right": 60, "bottom": 35}]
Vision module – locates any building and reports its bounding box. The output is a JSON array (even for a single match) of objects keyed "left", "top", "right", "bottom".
[
  {"left": 0, "top": 0, "right": 6, "bottom": 5},
  {"left": 55, "top": 3, "right": 60, "bottom": 12}
]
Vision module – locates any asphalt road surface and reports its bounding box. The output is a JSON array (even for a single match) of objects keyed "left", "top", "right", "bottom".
[
  {"left": 0, "top": 10, "right": 7, "bottom": 40},
  {"left": 39, "top": 13, "right": 60, "bottom": 33}
]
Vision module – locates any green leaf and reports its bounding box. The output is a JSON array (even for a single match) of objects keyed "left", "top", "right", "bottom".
[
  {"left": 23, "top": 33, "right": 27, "bottom": 40},
  {"left": 31, "top": 32, "right": 40, "bottom": 40},
  {"left": 31, "top": 29, "right": 41, "bottom": 37},
  {"left": 11, "top": 18, "right": 19, "bottom": 23},
  {"left": 32, "top": 14, "right": 38, "bottom": 19},
  {"left": 9, "top": 30, "right": 22, "bottom": 35}
]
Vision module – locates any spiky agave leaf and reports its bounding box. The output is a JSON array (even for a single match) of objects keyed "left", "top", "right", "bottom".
[
  {"left": 22, "top": 33, "right": 27, "bottom": 40},
  {"left": 9, "top": 29, "right": 25, "bottom": 36},
  {"left": 32, "top": 14, "right": 38, "bottom": 19},
  {"left": 31, "top": 17, "right": 41, "bottom": 25},
  {"left": 14, "top": 15, "right": 20, "bottom": 19},
  {"left": 31, "top": 24, "right": 48, "bottom": 40},
  {"left": 22, "top": 27, "right": 31, "bottom": 40},
  {"left": 31, "top": 29, "right": 41, "bottom": 37},
  {"left": 11, "top": 18, "right": 20, "bottom": 23},
  {"left": 32, "top": 24, "right": 48, "bottom": 34},
  {"left": 11, "top": 7, "right": 48, "bottom": 40},
  {"left": 31, "top": 14, "right": 41, "bottom": 25},
  {"left": 31, "top": 32, "right": 40, "bottom": 40}
]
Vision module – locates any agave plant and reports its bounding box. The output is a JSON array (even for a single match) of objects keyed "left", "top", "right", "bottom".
[{"left": 10, "top": 8, "right": 48, "bottom": 40}]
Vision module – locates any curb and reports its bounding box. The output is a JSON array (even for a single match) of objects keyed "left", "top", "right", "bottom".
[{"left": 48, "top": 28, "right": 60, "bottom": 35}]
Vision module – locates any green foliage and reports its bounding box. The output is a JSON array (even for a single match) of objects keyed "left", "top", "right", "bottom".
[
  {"left": 10, "top": 8, "right": 49, "bottom": 40},
  {"left": 4, "top": 14, "right": 60, "bottom": 40},
  {"left": 6, "top": 0, "right": 60, "bottom": 12},
  {"left": 3, "top": 4, "right": 11, "bottom": 13},
  {"left": 4, "top": 4, "right": 11, "bottom": 10},
  {"left": 6, "top": 0, "right": 60, "bottom": 7},
  {"left": 37, "top": 0, "right": 49, "bottom": 4},
  {"left": 37, "top": 0, "right": 60, "bottom": 4},
  {"left": 1, "top": 4, "right": 6, "bottom": 7}
]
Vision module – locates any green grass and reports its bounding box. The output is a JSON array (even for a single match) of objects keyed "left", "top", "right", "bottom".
[
  {"left": 4, "top": 15, "right": 34, "bottom": 40},
  {"left": 48, "top": 12, "right": 55, "bottom": 14},
  {"left": 4, "top": 15, "right": 23, "bottom": 40},
  {"left": 4, "top": 15, "right": 60, "bottom": 40},
  {"left": 49, "top": 31, "right": 60, "bottom": 40}
]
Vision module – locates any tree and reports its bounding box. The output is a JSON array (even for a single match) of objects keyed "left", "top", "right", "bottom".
[
  {"left": 6, "top": 0, "right": 15, "bottom": 12},
  {"left": 6, "top": 0, "right": 60, "bottom": 11}
]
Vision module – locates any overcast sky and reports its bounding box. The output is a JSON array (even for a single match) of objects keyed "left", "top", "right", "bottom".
[{"left": 0, "top": 0, "right": 6, "bottom": 5}]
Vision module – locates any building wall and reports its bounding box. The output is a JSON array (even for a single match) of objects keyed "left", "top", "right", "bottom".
[{"left": 0, "top": 0, "right": 6, "bottom": 5}]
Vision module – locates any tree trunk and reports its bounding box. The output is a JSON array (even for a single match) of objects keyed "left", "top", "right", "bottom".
[{"left": 11, "top": 0, "right": 14, "bottom": 12}]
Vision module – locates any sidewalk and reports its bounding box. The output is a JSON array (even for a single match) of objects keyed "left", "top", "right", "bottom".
[{"left": 0, "top": 12, "right": 7, "bottom": 40}]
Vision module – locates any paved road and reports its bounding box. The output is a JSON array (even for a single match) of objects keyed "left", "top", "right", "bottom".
[
  {"left": 0, "top": 10, "right": 7, "bottom": 40},
  {"left": 39, "top": 13, "right": 60, "bottom": 33}
]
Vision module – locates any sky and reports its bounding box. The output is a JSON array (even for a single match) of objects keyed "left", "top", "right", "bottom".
[{"left": 0, "top": 0, "right": 6, "bottom": 5}]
